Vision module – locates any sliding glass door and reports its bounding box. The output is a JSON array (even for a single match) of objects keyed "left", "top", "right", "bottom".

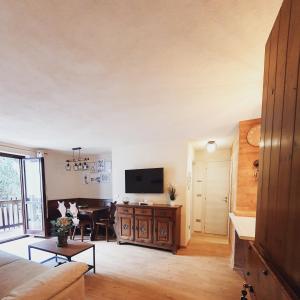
[{"left": 22, "top": 158, "right": 46, "bottom": 236}]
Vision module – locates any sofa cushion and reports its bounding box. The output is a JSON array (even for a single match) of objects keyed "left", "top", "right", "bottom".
[
  {"left": 2, "top": 262, "right": 88, "bottom": 300},
  {"left": 0, "top": 256, "right": 49, "bottom": 299},
  {"left": 0, "top": 250, "right": 21, "bottom": 267}
]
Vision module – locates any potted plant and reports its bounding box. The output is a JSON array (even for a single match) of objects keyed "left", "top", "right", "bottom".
[
  {"left": 168, "top": 184, "right": 177, "bottom": 206},
  {"left": 51, "top": 217, "right": 73, "bottom": 247}
]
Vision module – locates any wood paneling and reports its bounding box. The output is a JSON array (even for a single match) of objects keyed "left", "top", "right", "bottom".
[
  {"left": 253, "top": 0, "right": 300, "bottom": 298},
  {"left": 235, "top": 119, "right": 261, "bottom": 216}
]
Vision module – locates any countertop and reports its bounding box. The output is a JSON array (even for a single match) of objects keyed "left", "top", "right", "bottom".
[{"left": 229, "top": 213, "right": 256, "bottom": 241}]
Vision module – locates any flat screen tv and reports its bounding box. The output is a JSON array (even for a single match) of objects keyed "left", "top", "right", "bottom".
[{"left": 125, "top": 168, "right": 164, "bottom": 193}]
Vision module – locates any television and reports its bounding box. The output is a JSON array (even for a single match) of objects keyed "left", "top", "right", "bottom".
[{"left": 125, "top": 168, "right": 164, "bottom": 193}]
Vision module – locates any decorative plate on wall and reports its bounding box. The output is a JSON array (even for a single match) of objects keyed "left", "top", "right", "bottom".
[{"left": 247, "top": 124, "right": 261, "bottom": 147}]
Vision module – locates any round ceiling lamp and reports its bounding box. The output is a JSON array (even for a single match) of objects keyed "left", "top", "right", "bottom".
[{"left": 206, "top": 141, "right": 217, "bottom": 153}]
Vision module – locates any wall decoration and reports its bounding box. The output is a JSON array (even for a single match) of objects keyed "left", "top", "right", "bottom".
[
  {"left": 104, "top": 160, "right": 112, "bottom": 173},
  {"left": 247, "top": 124, "right": 261, "bottom": 147},
  {"left": 83, "top": 174, "right": 90, "bottom": 185},
  {"left": 100, "top": 173, "right": 111, "bottom": 183},
  {"left": 97, "top": 160, "right": 105, "bottom": 172}
]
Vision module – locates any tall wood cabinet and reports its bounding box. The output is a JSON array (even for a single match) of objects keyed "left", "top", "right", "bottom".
[
  {"left": 244, "top": 0, "right": 300, "bottom": 299},
  {"left": 116, "top": 204, "right": 181, "bottom": 254}
]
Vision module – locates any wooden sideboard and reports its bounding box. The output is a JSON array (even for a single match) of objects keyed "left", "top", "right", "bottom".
[{"left": 115, "top": 204, "right": 181, "bottom": 254}]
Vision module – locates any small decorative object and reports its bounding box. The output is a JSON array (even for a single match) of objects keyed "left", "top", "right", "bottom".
[
  {"left": 247, "top": 125, "right": 261, "bottom": 147},
  {"left": 168, "top": 184, "right": 177, "bottom": 206},
  {"left": 51, "top": 217, "right": 73, "bottom": 247},
  {"left": 57, "top": 201, "right": 67, "bottom": 217},
  {"left": 253, "top": 160, "right": 259, "bottom": 180},
  {"left": 123, "top": 197, "right": 129, "bottom": 205}
]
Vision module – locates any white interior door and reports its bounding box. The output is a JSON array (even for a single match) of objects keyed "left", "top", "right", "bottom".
[
  {"left": 204, "top": 161, "right": 230, "bottom": 235},
  {"left": 192, "top": 162, "right": 205, "bottom": 232}
]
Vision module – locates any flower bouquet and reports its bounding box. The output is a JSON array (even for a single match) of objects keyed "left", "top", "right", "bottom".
[{"left": 51, "top": 217, "right": 73, "bottom": 247}]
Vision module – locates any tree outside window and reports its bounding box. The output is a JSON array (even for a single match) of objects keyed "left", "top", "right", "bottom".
[{"left": 0, "top": 156, "right": 22, "bottom": 200}]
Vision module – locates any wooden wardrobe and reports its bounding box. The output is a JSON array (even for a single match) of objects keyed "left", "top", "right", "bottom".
[{"left": 244, "top": 0, "right": 300, "bottom": 299}]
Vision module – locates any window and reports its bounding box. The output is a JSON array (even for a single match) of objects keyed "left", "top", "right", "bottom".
[{"left": 0, "top": 154, "right": 22, "bottom": 200}]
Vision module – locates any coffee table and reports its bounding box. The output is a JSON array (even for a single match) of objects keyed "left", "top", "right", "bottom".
[{"left": 28, "top": 239, "right": 95, "bottom": 273}]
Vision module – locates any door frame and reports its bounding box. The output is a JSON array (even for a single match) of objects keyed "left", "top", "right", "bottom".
[{"left": 22, "top": 157, "right": 47, "bottom": 237}]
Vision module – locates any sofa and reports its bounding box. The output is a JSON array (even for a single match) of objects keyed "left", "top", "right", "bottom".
[{"left": 0, "top": 250, "right": 88, "bottom": 300}]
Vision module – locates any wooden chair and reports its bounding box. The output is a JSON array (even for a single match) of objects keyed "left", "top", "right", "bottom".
[
  {"left": 69, "top": 203, "right": 91, "bottom": 242},
  {"left": 95, "top": 201, "right": 117, "bottom": 242}
]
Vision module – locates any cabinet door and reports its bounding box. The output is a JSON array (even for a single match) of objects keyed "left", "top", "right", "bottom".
[
  {"left": 154, "top": 217, "right": 173, "bottom": 246},
  {"left": 135, "top": 215, "right": 153, "bottom": 243},
  {"left": 117, "top": 214, "right": 134, "bottom": 241}
]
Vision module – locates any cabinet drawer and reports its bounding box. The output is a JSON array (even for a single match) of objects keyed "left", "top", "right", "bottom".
[
  {"left": 245, "top": 243, "right": 291, "bottom": 300},
  {"left": 117, "top": 207, "right": 133, "bottom": 214},
  {"left": 155, "top": 209, "right": 173, "bottom": 218},
  {"left": 135, "top": 208, "right": 152, "bottom": 216}
]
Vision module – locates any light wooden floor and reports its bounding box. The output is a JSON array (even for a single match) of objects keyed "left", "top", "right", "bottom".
[
  {"left": 85, "top": 233, "right": 242, "bottom": 300},
  {"left": 0, "top": 233, "right": 242, "bottom": 300}
]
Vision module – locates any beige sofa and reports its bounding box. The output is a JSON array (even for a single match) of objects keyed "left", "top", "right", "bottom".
[{"left": 0, "top": 250, "right": 88, "bottom": 300}]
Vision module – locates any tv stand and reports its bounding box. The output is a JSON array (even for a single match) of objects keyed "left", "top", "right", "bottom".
[{"left": 115, "top": 203, "right": 181, "bottom": 254}]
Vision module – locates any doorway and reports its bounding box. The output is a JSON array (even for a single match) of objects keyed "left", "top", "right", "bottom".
[
  {"left": 0, "top": 153, "right": 47, "bottom": 242},
  {"left": 192, "top": 160, "right": 230, "bottom": 236}
]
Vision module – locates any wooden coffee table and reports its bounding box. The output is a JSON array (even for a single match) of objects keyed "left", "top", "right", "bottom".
[{"left": 28, "top": 239, "right": 95, "bottom": 273}]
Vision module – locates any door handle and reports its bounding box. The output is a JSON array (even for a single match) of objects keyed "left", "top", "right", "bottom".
[{"left": 223, "top": 196, "right": 228, "bottom": 203}]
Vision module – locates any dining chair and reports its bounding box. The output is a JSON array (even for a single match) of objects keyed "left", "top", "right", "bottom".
[
  {"left": 95, "top": 201, "right": 117, "bottom": 242},
  {"left": 70, "top": 203, "right": 91, "bottom": 242}
]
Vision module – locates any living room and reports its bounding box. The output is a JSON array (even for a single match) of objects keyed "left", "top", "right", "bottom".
[{"left": 1, "top": 0, "right": 300, "bottom": 300}]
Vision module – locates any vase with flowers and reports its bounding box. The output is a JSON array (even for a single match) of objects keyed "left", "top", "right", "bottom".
[
  {"left": 51, "top": 217, "right": 73, "bottom": 247},
  {"left": 167, "top": 184, "right": 177, "bottom": 206}
]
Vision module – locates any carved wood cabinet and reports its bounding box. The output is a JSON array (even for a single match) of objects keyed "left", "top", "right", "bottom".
[{"left": 116, "top": 204, "right": 181, "bottom": 254}]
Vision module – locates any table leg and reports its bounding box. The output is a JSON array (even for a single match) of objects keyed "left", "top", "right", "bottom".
[
  {"left": 93, "top": 245, "right": 96, "bottom": 273},
  {"left": 55, "top": 254, "right": 58, "bottom": 263},
  {"left": 90, "top": 218, "right": 96, "bottom": 241},
  {"left": 28, "top": 246, "right": 31, "bottom": 260}
]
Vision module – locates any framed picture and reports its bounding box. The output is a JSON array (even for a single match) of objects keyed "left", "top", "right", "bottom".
[
  {"left": 97, "top": 160, "right": 105, "bottom": 172},
  {"left": 100, "top": 173, "right": 111, "bottom": 183},
  {"left": 104, "top": 160, "right": 112, "bottom": 173}
]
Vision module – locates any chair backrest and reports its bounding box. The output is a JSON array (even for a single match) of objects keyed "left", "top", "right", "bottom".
[
  {"left": 69, "top": 202, "right": 79, "bottom": 218},
  {"left": 57, "top": 201, "right": 66, "bottom": 217},
  {"left": 109, "top": 201, "right": 117, "bottom": 220}
]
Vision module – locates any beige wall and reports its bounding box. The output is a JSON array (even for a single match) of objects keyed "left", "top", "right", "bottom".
[
  {"left": 112, "top": 141, "right": 190, "bottom": 246},
  {"left": 44, "top": 151, "right": 112, "bottom": 200}
]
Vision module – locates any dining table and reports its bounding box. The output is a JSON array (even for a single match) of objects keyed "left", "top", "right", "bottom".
[{"left": 78, "top": 206, "right": 109, "bottom": 241}]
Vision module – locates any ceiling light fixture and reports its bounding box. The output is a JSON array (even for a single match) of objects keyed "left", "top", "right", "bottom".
[
  {"left": 65, "top": 147, "right": 90, "bottom": 171},
  {"left": 206, "top": 141, "right": 217, "bottom": 153}
]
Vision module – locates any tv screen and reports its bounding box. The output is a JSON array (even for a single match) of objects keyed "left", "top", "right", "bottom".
[{"left": 125, "top": 168, "right": 164, "bottom": 193}]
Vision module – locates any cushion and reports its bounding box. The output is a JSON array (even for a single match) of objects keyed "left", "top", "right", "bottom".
[
  {"left": 2, "top": 261, "right": 88, "bottom": 300},
  {"left": 0, "top": 258, "right": 49, "bottom": 298}
]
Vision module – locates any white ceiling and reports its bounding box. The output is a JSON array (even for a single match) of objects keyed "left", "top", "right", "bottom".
[{"left": 0, "top": 0, "right": 282, "bottom": 153}]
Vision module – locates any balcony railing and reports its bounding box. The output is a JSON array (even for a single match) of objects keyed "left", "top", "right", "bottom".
[{"left": 0, "top": 200, "right": 23, "bottom": 230}]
